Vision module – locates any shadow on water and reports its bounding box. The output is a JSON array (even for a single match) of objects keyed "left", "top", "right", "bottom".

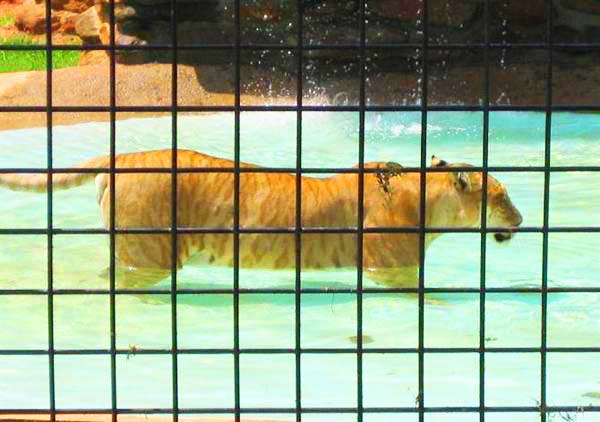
[
  {"left": 139, "top": 280, "right": 548, "bottom": 308},
  {"left": 138, "top": 276, "right": 361, "bottom": 307}
]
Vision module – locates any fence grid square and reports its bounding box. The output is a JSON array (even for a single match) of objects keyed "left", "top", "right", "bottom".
[{"left": 0, "top": 0, "right": 598, "bottom": 421}]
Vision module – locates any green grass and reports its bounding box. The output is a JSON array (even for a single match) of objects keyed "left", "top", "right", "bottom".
[
  {"left": 0, "top": 15, "right": 15, "bottom": 27},
  {"left": 0, "top": 36, "right": 80, "bottom": 73}
]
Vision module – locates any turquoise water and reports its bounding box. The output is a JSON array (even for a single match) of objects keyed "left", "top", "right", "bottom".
[{"left": 0, "top": 111, "right": 599, "bottom": 420}]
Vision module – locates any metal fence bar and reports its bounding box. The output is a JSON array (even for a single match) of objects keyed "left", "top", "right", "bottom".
[
  {"left": 2, "top": 286, "right": 600, "bottom": 296},
  {"left": 0, "top": 226, "right": 598, "bottom": 236},
  {"left": 3, "top": 42, "right": 600, "bottom": 51},
  {"left": 541, "top": 0, "right": 555, "bottom": 420},
  {"left": 43, "top": 0, "right": 55, "bottom": 419},
  {"left": 4, "top": 165, "right": 600, "bottom": 174},
  {"left": 356, "top": 1, "right": 367, "bottom": 421},
  {"left": 4, "top": 104, "right": 600, "bottom": 113},
  {"left": 170, "top": 0, "right": 179, "bottom": 419},
  {"left": 0, "top": 224, "right": 595, "bottom": 237},
  {"left": 8, "top": 104, "right": 600, "bottom": 113},
  {"left": 233, "top": 1, "right": 242, "bottom": 420},
  {"left": 3, "top": 166, "right": 600, "bottom": 175},
  {"left": 480, "top": 1, "right": 491, "bottom": 420},
  {"left": 1, "top": 405, "right": 600, "bottom": 414},
  {"left": 418, "top": 1, "right": 429, "bottom": 420},
  {"left": 1, "top": 346, "right": 599, "bottom": 356},
  {"left": 108, "top": 0, "right": 118, "bottom": 419},
  {"left": 294, "top": 1, "right": 304, "bottom": 421},
  {"left": 4, "top": 164, "right": 600, "bottom": 173}
]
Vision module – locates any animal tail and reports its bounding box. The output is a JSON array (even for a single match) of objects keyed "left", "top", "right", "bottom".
[{"left": 0, "top": 155, "right": 111, "bottom": 193}]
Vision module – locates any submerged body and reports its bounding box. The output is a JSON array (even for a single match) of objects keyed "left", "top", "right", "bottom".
[{"left": 0, "top": 149, "right": 522, "bottom": 287}]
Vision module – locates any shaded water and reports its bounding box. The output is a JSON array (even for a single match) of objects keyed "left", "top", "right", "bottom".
[{"left": 0, "top": 112, "right": 599, "bottom": 420}]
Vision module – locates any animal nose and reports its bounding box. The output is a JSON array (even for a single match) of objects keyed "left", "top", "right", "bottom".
[{"left": 515, "top": 212, "right": 523, "bottom": 227}]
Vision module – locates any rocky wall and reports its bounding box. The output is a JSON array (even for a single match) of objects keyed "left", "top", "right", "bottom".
[
  {"left": 9, "top": 0, "right": 600, "bottom": 105},
  {"left": 100, "top": 0, "right": 600, "bottom": 57},
  {"left": 15, "top": 1, "right": 600, "bottom": 56}
]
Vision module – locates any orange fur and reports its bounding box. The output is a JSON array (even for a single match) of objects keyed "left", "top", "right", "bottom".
[{"left": 0, "top": 150, "right": 522, "bottom": 287}]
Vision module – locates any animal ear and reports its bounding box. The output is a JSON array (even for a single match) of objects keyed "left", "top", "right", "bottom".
[
  {"left": 431, "top": 155, "right": 448, "bottom": 167},
  {"left": 454, "top": 171, "right": 471, "bottom": 191}
]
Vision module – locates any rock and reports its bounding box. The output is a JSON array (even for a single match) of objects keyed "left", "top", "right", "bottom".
[
  {"left": 15, "top": 2, "right": 48, "bottom": 33},
  {"left": 64, "top": 0, "right": 600, "bottom": 70},
  {"left": 367, "top": 0, "right": 421, "bottom": 22},
  {"left": 123, "top": 0, "right": 213, "bottom": 5},
  {"left": 429, "top": 0, "right": 480, "bottom": 27},
  {"left": 75, "top": 5, "right": 101, "bottom": 38},
  {"left": 116, "top": 31, "right": 147, "bottom": 46},
  {"left": 503, "top": 0, "right": 546, "bottom": 24},
  {"left": 554, "top": 0, "right": 600, "bottom": 32},
  {"left": 240, "top": 1, "right": 282, "bottom": 22},
  {"left": 113, "top": 4, "right": 136, "bottom": 20},
  {"left": 560, "top": 0, "right": 600, "bottom": 14},
  {"left": 53, "top": 9, "right": 78, "bottom": 33},
  {"left": 98, "top": 21, "right": 109, "bottom": 43},
  {"left": 99, "top": 0, "right": 221, "bottom": 22},
  {"left": 177, "top": 19, "right": 232, "bottom": 46},
  {"left": 15, "top": 0, "right": 80, "bottom": 34},
  {"left": 49, "top": 0, "right": 95, "bottom": 13},
  {"left": 303, "top": 0, "right": 356, "bottom": 17}
]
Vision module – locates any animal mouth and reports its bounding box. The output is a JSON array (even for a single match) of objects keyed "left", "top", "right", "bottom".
[
  {"left": 493, "top": 221, "right": 521, "bottom": 243},
  {"left": 494, "top": 232, "right": 513, "bottom": 243}
]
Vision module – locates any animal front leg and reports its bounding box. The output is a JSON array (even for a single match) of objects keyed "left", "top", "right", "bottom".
[
  {"left": 365, "top": 266, "right": 419, "bottom": 289},
  {"left": 99, "top": 264, "right": 171, "bottom": 288},
  {"left": 115, "top": 266, "right": 172, "bottom": 289}
]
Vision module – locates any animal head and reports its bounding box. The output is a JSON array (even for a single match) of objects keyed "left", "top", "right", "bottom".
[{"left": 430, "top": 155, "right": 523, "bottom": 242}]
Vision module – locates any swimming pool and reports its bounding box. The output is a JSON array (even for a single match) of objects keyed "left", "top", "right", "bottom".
[{"left": 0, "top": 111, "right": 599, "bottom": 421}]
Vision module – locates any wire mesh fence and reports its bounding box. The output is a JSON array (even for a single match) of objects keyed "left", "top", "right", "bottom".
[{"left": 0, "top": 0, "right": 599, "bottom": 421}]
